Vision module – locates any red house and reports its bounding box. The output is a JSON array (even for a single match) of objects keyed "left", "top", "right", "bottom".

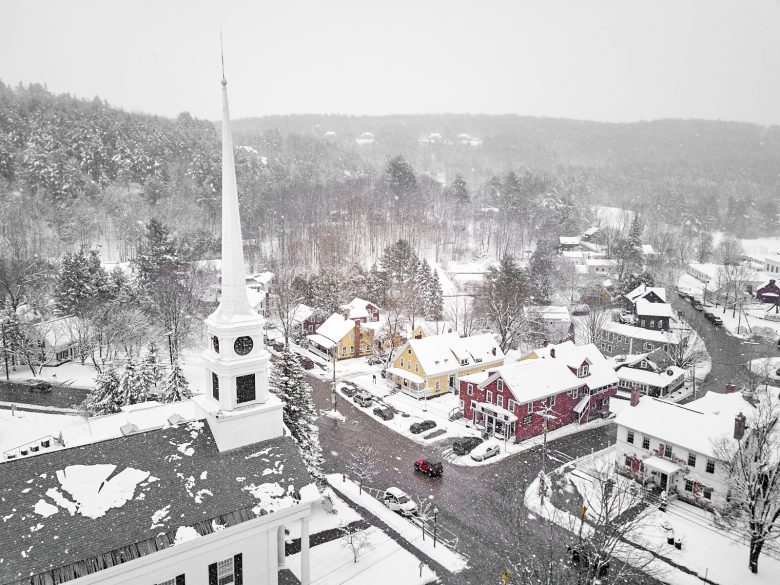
[
  {"left": 459, "top": 341, "right": 618, "bottom": 443},
  {"left": 756, "top": 279, "right": 780, "bottom": 303}
]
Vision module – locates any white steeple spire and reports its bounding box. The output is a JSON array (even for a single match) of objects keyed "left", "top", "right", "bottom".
[{"left": 210, "top": 71, "right": 253, "bottom": 322}]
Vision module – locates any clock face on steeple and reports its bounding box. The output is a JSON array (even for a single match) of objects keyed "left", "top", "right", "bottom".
[
  {"left": 234, "top": 336, "right": 253, "bottom": 356},
  {"left": 212, "top": 335, "right": 219, "bottom": 353}
]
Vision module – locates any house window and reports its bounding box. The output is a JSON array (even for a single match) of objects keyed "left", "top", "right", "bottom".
[
  {"left": 497, "top": 395, "right": 504, "bottom": 408},
  {"left": 640, "top": 360, "right": 648, "bottom": 369},
  {"left": 706, "top": 459, "right": 715, "bottom": 474},
  {"left": 688, "top": 453, "right": 697, "bottom": 467},
  {"left": 486, "top": 390, "right": 493, "bottom": 403},
  {"left": 607, "top": 344, "right": 613, "bottom": 353},
  {"left": 685, "top": 479, "right": 693, "bottom": 492},
  {"left": 342, "top": 346, "right": 347, "bottom": 355},
  {"left": 415, "top": 364, "right": 419, "bottom": 373},
  {"left": 624, "top": 455, "right": 632, "bottom": 466},
  {"left": 644, "top": 342, "right": 652, "bottom": 350},
  {"left": 649, "top": 319, "right": 655, "bottom": 328},
  {"left": 664, "top": 444, "right": 673, "bottom": 459},
  {"left": 236, "top": 374, "right": 256, "bottom": 403},
  {"left": 703, "top": 487, "right": 713, "bottom": 500},
  {"left": 459, "top": 399, "right": 464, "bottom": 410},
  {"left": 216, "top": 557, "right": 235, "bottom": 584},
  {"left": 467, "top": 383, "right": 473, "bottom": 396},
  {"left": 408, "top": 349, "right": 412, "bottom": 354},
  {"left": 212, "top": 372, "right": 219, "bottom": 401},
  {"left": 527, "top": 402, "right": 534, "bottom": 414},
  {"left": 497, "top": 379, "right": 504, "bottom": 392},
  {"left": 435, "top": 380, "right": 440, "bottom": 391},
  {"left": 400, "top": 358, "right": 404, "bottom": 367},
  {"left": 508, "top": 399, "right": 516, "bottom": 412},
  {"left": 350, "top": 345, "right": 354, "bottom": 353},
  {"left": 626, "top": 430, "right": 634, "bottom": 444},
  {"left": 523, "top": 415, "right": 532, "bottom": 426},
  {"left": 578, "top": 364, "right": 590, "bottom": 377},
  {"left": 642, "top": 436, "right": 650, "bottom": 450}
]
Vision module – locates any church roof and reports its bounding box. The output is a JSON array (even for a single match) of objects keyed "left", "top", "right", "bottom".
[{"left": 0, "top": 422, "right": 311, "bottom": 585}]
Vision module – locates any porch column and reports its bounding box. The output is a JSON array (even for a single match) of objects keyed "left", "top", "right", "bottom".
[
  {"left": 277, "top": 525, "right": 287, "bottom": 569},
  {"left": 267, "top": 530, "right": 279, "bottom": 585},
  {"left": 300, "top": 517, "right": 310, "bottom": 585}
]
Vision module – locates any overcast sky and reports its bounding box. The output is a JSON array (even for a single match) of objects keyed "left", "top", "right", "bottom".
[{"left": 2, "top": 0, "right": 779, "bottom": 124}]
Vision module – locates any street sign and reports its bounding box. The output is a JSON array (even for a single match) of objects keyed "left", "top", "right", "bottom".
[{"left": 501, "top": 570, "right": 510, "bottom": 584}]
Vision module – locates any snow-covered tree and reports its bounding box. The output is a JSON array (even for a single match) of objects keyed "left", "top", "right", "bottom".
[
  {"left": 270, "top": 350, "right": 324, "bottom": 482},
  {"left": 160, "top": 359, "right": 191, "bottom": 402},
  {"left": 118, "top": 359, "right": 150, "bottom": 405},
  {"left": 133, "top": 218, "right": 181, "bottom": 289},
  {"left": 340, "top": 524, "right": 373, "bottom": 564},
  {"left": 140, "top": 339, "right": 163, "bottom": 389},
  {"left": 311, "top": 272, "right": 342, "bottom": 318},
  {"left": 54, "top": 249, "right": 109, "bottom": 316},
  {"left": 714, "top": 389, "right": 780, "bottom": 574},
  {"left": 449, "top": 174, "right": 470, "bottom": 204},
  {"left": 427, "top": 269, "right": 444, "bottom": 321},
  {"left": 83, "top": 366, "right": 122, "bottom": 416}
]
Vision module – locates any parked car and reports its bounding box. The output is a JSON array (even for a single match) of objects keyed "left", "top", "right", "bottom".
[
  {"left": 367, "top": 355, "right": 384, "bottom": 366},
  {"left": 383, "top": 487, "right": 418, "bottom": 516},
  {"left": 692, "top": 300, "right": 704, "bottom": 311},
  {"left": 298, "top": 355, "right": 315, "bottom": 369},
  {"left": 410, "top": 420, "right": 436, "bottom": 434},
  {"left": 26, "top": 380, "right": 52, "bottom": 393},
  {"left": 703, "top": 311, "right": 715, "bottom": 321},
  {"left": 470, "top": 440, "right": 501, "bottom": 461},
  {"left": 414, "top": 457, "right": 443, "bottom": 477},
  {"left": 380, "top": 369, "right": 388, "bottom": 379},
  {"left": 340, "top": 382, "right": 358, "bottom": 397},
  {"left": 452, "top": 436, "right": 483, "bottom": 456},
  {"left": 373, "top": 406, "right": 394, "bottom": 420},
  {"left": 711, "top": 316, "right": 723, "bottom": 326},
  {"left": 353, "top": 390, "right": 373, "bottom": 407},
  {"left": 271, "top": 341, "right": 285, "bottom": 352}
]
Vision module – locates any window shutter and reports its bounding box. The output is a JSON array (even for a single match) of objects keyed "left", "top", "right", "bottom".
[
  {"left": 176, "top": 575, "right": 186, "bottom": 585},
  {"left": 208, "top": 563, "right": 218, "bottom": 585},
  {"left": 233, "top": 553, "right": 243, "bottom": 585}
]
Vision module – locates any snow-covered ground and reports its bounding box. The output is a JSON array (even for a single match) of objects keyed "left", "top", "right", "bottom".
[
  {"left": 526, "top": 445, "right": 780, "bottom": 585},
  {"left": 327, "top": 474, "right": 468, "bottom": 573},
  {"left": 747, "top": 357, "right": 780, "bottom": 381}
]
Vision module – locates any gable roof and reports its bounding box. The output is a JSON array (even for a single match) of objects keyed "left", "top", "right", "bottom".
[
  {"left": 620, "top": 348, "right": 674, "bottom": 372},
  {"left": 343, "top": 298, "right": 377, "bottom": 320},
  {"left": 615, "top": 392, "right": 756, "bottom": 459},
  {"left": 34, "top": 316, "right": 80, "bottom": 347},
  {"left": 487, "top": 341, "right": 618, "bottom": 403},
  {"left": 635, "top": 298, "right": 675, "bottom": 318},
  {"left": 559, "top": 236, "right": 581, "bottom": 246},
  {"left": 414, "top": 320, "right": 456, "bottom": 337},
  {"left": 625, "top": 285, "right": 667, "bottom": 304},
  {"left": 601, "top": 321, "right": 676, "bottom": 344},
  {"left": 407, "top": 333, "right": 503, "bottom": 377},
  {"left": 316, "top": 313, "right": 356, "bottom": 343},
  {"left": 0, "top": 424, "right": 311, "bottom": 585}
]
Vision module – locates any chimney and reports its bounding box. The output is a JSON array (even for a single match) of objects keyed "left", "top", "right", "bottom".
[
  {"left": 630, "top": 385, "right": 641, "bottom": 407},
  {"left": 543, "top": 340, "right": 549, "bottom": 347},
  {"left": 725, "top": 384, "right": 737, "bottom": 394},
  {"left": 491, "top": 347, "right": 496, "bottom": 356},
  {"left": 550, "top": 348, "right": 556, "bottom": 358},
  {"left": 354, "top": 320, "right": 361, "bottom": 358},
  {"left": 734, "top": 412, "right": 746, "bottom": 440}
]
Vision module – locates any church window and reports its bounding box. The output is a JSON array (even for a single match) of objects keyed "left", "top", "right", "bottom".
[
  {"left": 236, "top": 374, "right": 256, "bottom": 403},
  {"left": 212, "top": 336, "right": 220, "bottom": 353},
  {"left": 212, "top": 372, "right": 219, "bottom": 400}
]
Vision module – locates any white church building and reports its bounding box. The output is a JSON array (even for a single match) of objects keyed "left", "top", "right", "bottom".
[{"left": 0, "top": 75, "right": 317, "bottom": 585}]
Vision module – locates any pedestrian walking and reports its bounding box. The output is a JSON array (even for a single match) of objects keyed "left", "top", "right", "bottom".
[{"left": 372, "top": 374, "right": 377, "bottom": 384}]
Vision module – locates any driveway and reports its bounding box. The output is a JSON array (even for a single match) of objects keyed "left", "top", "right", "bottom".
[{"left": 308, "top": 373, "right": 664, "bottom": 584}]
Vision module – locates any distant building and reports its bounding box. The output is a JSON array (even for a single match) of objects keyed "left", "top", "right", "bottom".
[
  {"left": 613, "top": 348, "right": 685, "bottom": 397},
  {"left": 756, "top": 279, "right": 780, "bottom": 303},
  {"left": 529, "top": 306, "right": 572, "bottom": 343},
  {"left": 582, "top": 227, "right": 600, "bottom": 242},
  {"left": 599, "top": 320, "right": 677, "bottom": 356},
  {"left": 32, "top": 316, "right": 81, "bottom": 365},
  {"left": 558, "top": 236, "right": 581, "bottom": 251},
  {"left": 355, "top": 131, "right": 374, "bottom": 145},
  {"left": 411, "top": 320, "right": 456, "bottom": 339},
  {"left": 341, "top": 297, "right": 380, "bottom": 323},
  {"left": 307, "top": 313, "right": 375, "bottom": 360}
]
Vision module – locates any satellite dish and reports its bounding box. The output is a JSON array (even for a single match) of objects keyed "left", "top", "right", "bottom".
[{"left": 666, "top": 369, "right": 674, "bottom": 376}]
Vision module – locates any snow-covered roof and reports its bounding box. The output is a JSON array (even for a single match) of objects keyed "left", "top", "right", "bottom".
[
  {"left": 342, "top": 297, "right": 378, "bottom": 320},
  {"left": 307, "top": 333, "right": 337, "bottom": 350},
  {"left": 643, "top": 455, "right": 680, "bottom": 475},
  {"left": 0, "top": 424, "right": 311, "bottom": 584},
  {"left": 562, "top": 250, "right": 584, "bottom": 259},
  {"left": 530, "top": 305, "right": 571, "bottom": 322},
  {"left": 460, "top": 370, "right": 491, "bottom": 384},
  {"left": 559, "top": 236, "right": 581, "bottom": 245},
  {"left": 316, "top": 313, "right": 356, "bottom": 343},
  {"left": 246, "top": 288, "right": 265, "bottom": 309},
  {"left": 687, "top": 262, "right": 722, "bottom": 283},
  {"left": 615, "top": 366, "right": 685, "bottom": 388},
  {"left": 483, "top": 341, "right": 618, "bottom": 404},
  {"left": 641, "top": 244, "right": 656, "bottom": 255},
  {"left": 414, "top": 320, "right": 456, "bottom": 337},
  {"left": 34, "top": 316, "right": 80, "bottom": 347},
  {"left": 635, "top": 298, "right": 674, "bottom": 318},
  {"left": 615, "top": 392, "right": 756, "bottom": 458},
  {"left": 585, "top": 258, "right": 617, "bottom": 267},
  {"left": 406, "top": 333, "right": 503, "bottom": 377},
  {"left": 601, "top": 321, "right": 676, "bottom": 344},
  {"left": 625, "top": 285, "right": 667, "bottom": 304},
  {"left": 584, "top": 227, "right": 600, "bottom": 236},
  {"left": 472, "top": 401, "right": 518, "bottom": 422},
  {"left": 289, "top": 303, "right": 313, "bottom": 324},
  {"left": 386, "top": 367, "right": 425, "bottom": 385}
]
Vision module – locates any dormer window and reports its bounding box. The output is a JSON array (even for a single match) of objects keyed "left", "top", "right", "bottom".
[
  {"left": 497, "top": 379, "right": 504, "bottom": 392},
  {"left": 578, "top": 364, "right": 590, "bottom": 377},
  {"left": 461, "top": 359, "right": 468, "bottom": 366}
]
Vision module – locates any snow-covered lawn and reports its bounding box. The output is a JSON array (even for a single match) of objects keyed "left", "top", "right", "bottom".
[
  {"left": 5, "top": 360, "right": 98, "bottom": 389},
  {"left": 284, "top": 487, "right": 361, "bottom": 541},
  {"left": 747, "top": 357, "right": 780, "bottom": 381},
  {"left": 284, "top": 525, "right": 438, "bottom": 585},
  {"left": 526, "top": 445, "right": 780, "bottom": 585},
  {"left": 327, "top": 474, "right": 468, "bottom": 573}
]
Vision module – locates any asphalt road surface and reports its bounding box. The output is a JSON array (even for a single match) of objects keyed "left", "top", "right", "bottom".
[
  {"left": 670, "top": 295, "right": 780, "bottom": 395},
  {"left": 309, "top": 373, "right": 664, "bottom": 585}
]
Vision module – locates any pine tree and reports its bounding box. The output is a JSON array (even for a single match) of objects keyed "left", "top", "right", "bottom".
[
  {"left": 54, "top": 249, "right": 109, "bottom": 316},
  {"left": 428, "top": 269, "right": 444, "bottom": 320},
  {"left": 140, "top": 340, "right": 163, "bottom": 390},
  {"left": 528, "top": 239, "right": 556, "bottom": 304},
  {"left": 160, "top": 359, "right": 191, "bottom": 402},
  {"left": 133, "top": 218, "right": 181, "bottom": 289},
  {"left": 118, "top": 359, "right": 150, "bottom": 405},
  {"left": 415, "top": 259, "right": 433, "bottom": 316},
  {"left": 366, "top": 264, "right": 390, "bottom": 306},
  {"left": 449, "top": 174, "right": 470, "bottom": 204},
  {"left": 311, "top": 272, "right": 342, "bottom": 317},
  {"left": 270, "top": 350, "right": 325, "bottom": 482},
  {"left": 83, "top": 366, "right": 122, "bottom": 416}
]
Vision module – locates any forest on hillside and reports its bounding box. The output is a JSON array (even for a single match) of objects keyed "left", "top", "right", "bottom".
[{"left": 1, "top": 81, "right": 779, "bottom": 275}]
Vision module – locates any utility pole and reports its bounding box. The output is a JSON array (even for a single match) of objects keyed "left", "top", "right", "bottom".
[
  {"left": 331, "top": 346, "right": 337, "bottom": 412},
  {"left": 1, "top": 321, "right": 9, "bottom": 381},
  {"left": 691, "top": 363, "right": 696, "bottom": 399}
]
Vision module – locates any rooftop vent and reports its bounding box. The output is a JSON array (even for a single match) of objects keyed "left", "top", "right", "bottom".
[
  {"left": 120, "top": 423, "right": 140, "bottom": 436},
  {"left": 167, "top": 413, "right": 187, "bottom": 426}
]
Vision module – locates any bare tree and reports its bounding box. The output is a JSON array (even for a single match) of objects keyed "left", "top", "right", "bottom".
[
  {"left": 577, "top": 307, "right": 612, "bottom": 345},
  {"left": 348, "top": 442, "right": 382, "bottom": 495},
  {"left": 340, "top": 524, "right": 373, "bottom": 563},
  {"left": 667, "top": 320, "right": 708, "bottom": 370},
  {"left": 270, "top": 263, "right": 304, "bottom": 346},
  {"left": 713, "top": 388, "right": 780, "bottom": 574},
  {"left": 374, "top": 294, "right": 407, "bottom": 368},
  {"left": 717, "top": 235, "right": 745, "bottom": 266}
]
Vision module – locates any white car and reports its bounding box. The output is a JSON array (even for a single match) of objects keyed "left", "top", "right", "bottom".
[
  {"left": 383, "top": 487, "right": 418, "bottom": 516},
  {"left": 470, "top": 440, "right": 500, "bottom": 461}
]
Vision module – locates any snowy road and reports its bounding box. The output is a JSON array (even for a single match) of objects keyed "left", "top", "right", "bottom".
[{"left": 308, "top": 372, "right": 665, "bottom": 585}]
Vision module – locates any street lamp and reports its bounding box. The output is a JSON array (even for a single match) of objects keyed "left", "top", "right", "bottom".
[{"left": 433, "top": 506, "right": 439, "bottom": 548}]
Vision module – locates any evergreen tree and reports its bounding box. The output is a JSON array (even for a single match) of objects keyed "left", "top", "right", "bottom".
[
  {"left": 270, "top": 350, "right": 324, "bottom": 482},
  {"left": 414, "top": 259, "right": 433, "bottom": 314},
  {"left": 384, "top": 155, "right": 417, "bottom": 202},
  {"left": 140, "top": 339, "right": 163, "bottom": 390},
  {"left": 118, "top": 360, "right": 150, "bottom": 405},
  {"left": 366, "top": 264, "right": 390, "bottom": 306},
  {"left": 311, "top": 272, "right": 342, "bottom": 317},
  {"left": 449, "top": 174, "right": 470, "bottom": 204},
  {"left": 380, "top": 239, "right": 418, "bottom": 283},
  {"left": 133, "top": 218, "right": 181, "bottom": 289},
  {"left": 54, "top": 249, "right": 109, "bottom": 316},
  {"left": 528, "top": 239, "right": 556, "bottom": 304},
  {"left": 83, "top": 366, "right": 122, "bottom": 416},
  {"left": 428, "top": 269, "right": 444, "bottom": 320},
  {"left": 160, "top": 359, "right": 191, "bottom": 402}
]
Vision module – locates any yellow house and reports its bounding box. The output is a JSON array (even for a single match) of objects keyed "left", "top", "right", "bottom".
[
  {"left": 411, "top": 320, "right": 456, "bottom": 339},
  {"left": 306, "top": 313, "right": 376, "bottom": 360},
  {"left": 387, "top": 333, "right": 505, "bottom": 398}
]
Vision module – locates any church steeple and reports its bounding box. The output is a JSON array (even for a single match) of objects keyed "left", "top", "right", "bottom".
[{"left": 210, "top": 72, "right": 253, "bottom": 323}]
